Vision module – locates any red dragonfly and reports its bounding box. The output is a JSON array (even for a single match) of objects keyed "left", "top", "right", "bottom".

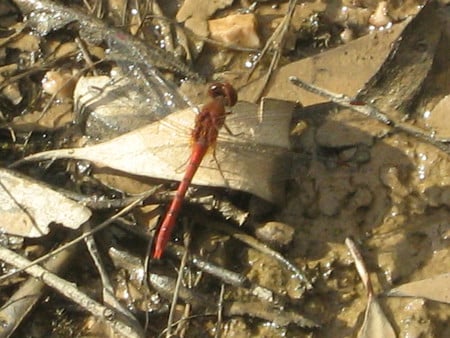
[
  {"left": 19, "top": 78, "right": 293, "bottom": 256},
  {"left": 152, "top": 82, "right": 238, "bottom": 259}
]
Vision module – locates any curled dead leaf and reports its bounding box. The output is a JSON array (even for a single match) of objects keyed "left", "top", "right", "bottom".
[{"left": 0, "top": 169, "right": 91, "bottom": 237}]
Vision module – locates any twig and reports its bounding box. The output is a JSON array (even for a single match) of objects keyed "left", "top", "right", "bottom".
[
  {"left": 247, "top": 0, "right": 298, "bottom": 101},
  {"left": 232, "top": 231, "right": 312, "bottom": 289},
  {"left": 110, "top": 247, "right": 318, "bottom": 329},
  {"left": 0, "top": 234, "right": 77, "bottom": 336},
  {"left": 82, "top": 221, "right": 140, "bottom": 325},
  {"left": 75, "top": 37, "right": 98, "bottom": 74},
  {"left": 185, "top": 208, "right": 313, "bottom": 290},
  {"left": 289, "top": 76, "right": 392, "bottom": 124},
  {"left": 289, "top": 76, "right": 450, "bottom": 154},
  {"left": 0, "top": 245, "right": 144, "bottom": 338},
  {"left": 118, "top": 216, "right": 250, "bottom": 288},
  {"left": 147, "top": 1, "right": 175, "bottom": 54},
  {"left": 214, "top": 284, "right": 225, "bottom": 338},
  {"left": 166, "top": 225, "right": 191, "bottom": 338},
  {"left": 0, "top": 23, "right": 26, "bottom": 47}
]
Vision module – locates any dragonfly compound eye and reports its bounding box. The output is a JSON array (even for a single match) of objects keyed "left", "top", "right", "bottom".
[{"left": 208, "top": 82, "right": 238, "bottom": 107}]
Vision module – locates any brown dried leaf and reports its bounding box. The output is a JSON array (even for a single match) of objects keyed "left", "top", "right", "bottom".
[
  {"left": 21, "top": 98, "right": 295, "bottom": 204},
  {"left": 240, "top": 20, "right": 410, "bottom": 104},
  {"left": 11, "top": 102, "right": 74, "bottom": 132},
  {"left": 176, "top": 0, "right": 234, "bottom": 41},
  {"left": 0, "top": 169, "right": 91, "bottom": 237},
  {"left": 422, "top": 95, "right": 450, "bottom": 139},
  {"left": 387, "top": 273, "right": 450, "bottom": 304},
  {"left": 6, "top": 30, "right": 40, "bottom": 52},
  {"left": 358, "top": 295, "right": 396, "bottom": 338},
  {"left": 176, "top": 0, "right": 233, "bottom": 22}
]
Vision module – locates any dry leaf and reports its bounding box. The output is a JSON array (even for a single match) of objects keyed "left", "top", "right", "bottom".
[
  {"left": 422, "top": 95, "right": 450, "bottom": 139},
  {"left": 176, "top": 0, "right": 233, "bottom": 22},
  {"left": 0, "top": 169, "right": 91, "bottom": 237},
  {"left": 176, "top": 0, "right": 234, "bottom": 43},
  {"left": 21, "top": 98, "right": 295, "bottom": 204},
  {"left": 358, "top": 295, "right": 396, "bottom": 338},
  {"left": 240, "top": 19, "right": 410, "bottom": 104},
  {"left": 346, "top": 238, "right": 397, "bottom": 338},
  {"left": 11, "top": 102, "right": 74, "bottom": 132},
  {"left": 387, "top": 273, "right": 450, "bottom": 304}
]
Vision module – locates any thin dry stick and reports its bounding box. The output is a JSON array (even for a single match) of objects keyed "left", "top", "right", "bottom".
[
  {"left": 289, "top": 76, "right": 392, "bottom": 124},
  {"left": 82, "top": 222, "right": 139, "bottom": 324},
  {"left": 167, "top": 225, "right": 191, "bottom": 338},
  {"left": 345, "top": 237, "right": 396, "bottom": 337},
  {"left": 133, "top": 0, "right": 150, "bottom": 38},
  {"left": 177, "top": 298, "right": 191, "bottom": 338},
  {"left": 75, "top": 37, "right": 98, "bottom": 74},
  {"left": 232, "top": 232, "right": 312, "bottom": 289},
  {"left": 0, "top": 23, "right": 26, "bottom": 48},
  {"left": 132, "top": 0, "right": 145, "bottom": 33},
  {"left": 214, "top": 284, "right": 225, "bottom": 338},
  {"left": 247, "top": 0, "right": 298, "bottom": 101},
  {"left": 147, "top": 0, "right": 175, "bottom": 54},
  {"left": 0, "top": 245, "right": 144, "bottom": 338},
  {"left": 186, "top": 209, "right": 312, "bottom": 290},
  {"left": 0, "top": 234, "right": 77, "bottom": 337},
  {"left": 82, "top": 0, "right": 104, "bottom": 17},
  {"left": 289, "top": 76, "right": 450, "bottom": 153}
]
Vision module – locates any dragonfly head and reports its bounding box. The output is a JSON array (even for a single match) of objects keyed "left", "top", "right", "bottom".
[{"left": 208, "top": 82, "right": 238, "bottom": 107}]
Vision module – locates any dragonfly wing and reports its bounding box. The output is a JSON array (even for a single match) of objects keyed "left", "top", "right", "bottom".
[
  {"left": 207, "top": 142, "right": 292, "bottom": 205},
  {"left": 220, "top": 99, "right": 295, "bottom": 150},
  {"left": 192, "top": 98, "right": 296, "bottom": 204},
  {"left": 21, "top": 108, "right": 194, "bottom": 184},
  {"left": 75, "top": 74, "right": 188, "bottom": 140}
]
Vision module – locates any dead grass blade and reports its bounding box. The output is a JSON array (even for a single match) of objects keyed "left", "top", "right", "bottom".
[{"left": 346, "top": 238, "right": 396, "bottom": 338}]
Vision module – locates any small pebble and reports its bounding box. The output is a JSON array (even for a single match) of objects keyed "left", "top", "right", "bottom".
[
  {"left": 254, "top": 221, "right": 295, "bottom": 248},
  {"left": 208, "top": 13, "right": 261, "bottom": 49},
  {"left": 1, "top": 83, "right": 22, "bottom": 105},
  {"left": 42, "top": 70, "right": 76, "bottom": 99},
  {"left": 369, "top": 1, "right": 392, "bottom": 28},
  {"left": 316, "top": 120, "right": 373, "bottom": 148},
  {"left": 340, "top": 27, "right": 354, "bottom": 43}
]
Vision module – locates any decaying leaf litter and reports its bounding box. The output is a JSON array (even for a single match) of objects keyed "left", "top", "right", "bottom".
[{"left": 0, "top": 0, "right": 449, "bottom": 337}]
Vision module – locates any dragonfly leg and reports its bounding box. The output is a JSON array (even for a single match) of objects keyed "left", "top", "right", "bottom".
[
  {"left": 212, "top": 148, "right": 230, "bottom": 188},
  {"left": 223, "top": 122, "right": 244, "bottom": 137},
  {"left": 174, "top": 155, "right": 190, "bottom": 174}
]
